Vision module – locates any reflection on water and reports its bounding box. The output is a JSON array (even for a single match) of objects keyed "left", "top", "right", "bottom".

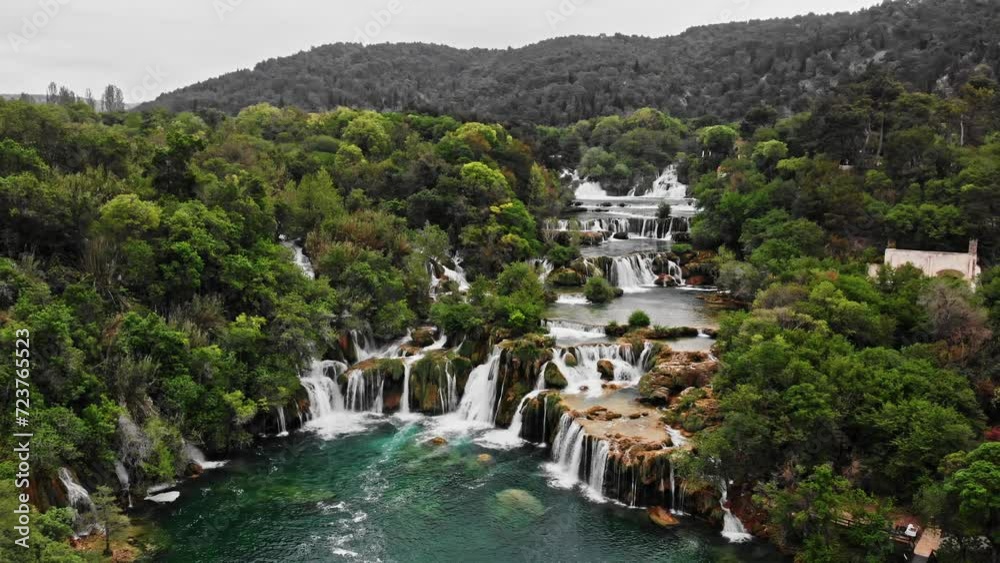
[{"left": 547, "top": 287, "right": 718, "bottom": 330}]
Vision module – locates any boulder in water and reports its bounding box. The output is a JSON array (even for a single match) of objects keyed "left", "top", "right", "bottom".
[
  {"left": 655, "top": 274, "right": 679, "bottom": 287},
  {"left": 495, "top": 489, "right": 544, "bottom": 517},
  {"left": 612, "top": 232, "right": 629, "bottom": 240},
  {"left": 648, "top": 506, "right": 679, "bottom": 527},
  {"left": 544, "top": 363, "right": 568, "bottom": 389},
  {"left": 477, "top": 453, "right": 494, "bottom": 465},
  {"left": 428, "top": 436, "right": 448, "bottom": 447},
  {"left": 563, "top": 352, "right": 578, "bottom": 367},
  {"left": 597, "top": 359, "right": 615, "bottom": 380}
]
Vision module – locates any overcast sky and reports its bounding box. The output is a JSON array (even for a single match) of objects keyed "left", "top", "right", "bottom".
[{"left": 2, "top": 0, "right": 881, "bottom": 103}]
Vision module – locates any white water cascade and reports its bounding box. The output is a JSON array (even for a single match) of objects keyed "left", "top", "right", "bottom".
[
  {"left": 58, "top": 467, "right": 98, "bottom": 534},
  {"left": 587, "top": 440, "right": 611, "bottom": 501},
  {"left": 444, "top": 256, "right": 471, "bottom": 292},
  {"left": 350, "top": 330, "right": 377, "bottom": 363},
  {"left": 114, "top": 460, "right": 132, "bottom": 508},
  {"left": 438, "top": 362, "right": 459, "bottom": 413},
  {"left": 182, "top": 442, "right": 228, "bottom": 470},
  {"left": 280, "top": 237, "right": 316, "bottom": 279},
  {"left": 300, "top": 360, "right": 348, "bottom": 418},
  {"left": 276, "top": 407, "right": 288, "bottom": 436},
  {"left": 546, "top": 414, "right": 587, "bottom": 488},
  {"left": 648, "top": 166, "right": 689, "bottom": 199},
  {"left": 543, "top": 319, "right": 607, "bottom": 344},
  {"left": 608, "top": 255, "right": 658, "bottom": 292},
  {"left": 456, "top": 347, "right": 504, "bottom": 424},
  {"left": 543, "top": 414, "right": 608, "bottom": 501},
  {"left": 719, "top": 480, "right": 753, "bottom": 543},
  {"left": 549, "top": 343, "right": 652, "bottom": 394}
]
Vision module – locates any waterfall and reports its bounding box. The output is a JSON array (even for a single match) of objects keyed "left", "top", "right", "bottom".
[
  {"left": 545, "top": 413, "right": 613, "bottom": 501},
  {"left": 114, "top": 461, "right": 132, "bottom": 508},
  {"left": 549, "top": 343, "right": 651, "bottom": 394},
  {"left": 58, "top": 467, "right": 98, "bottom": 534},
  {"left": 346, "top": 370, "right": 385, "bottom": 414},
  {"left": 350, "top": 329, "right": 377, "bottom": 363},
  {"left": 544, "top": 319, "right": 607, "bottom": 344},
  {"left": 719, "top": 480, "right": 753, "bottom": 542},
  {"left": 182, "top": 442, "right": 227, "bottom": 470},
  {"left": 573, "top": 173, "right": 610, "bottom": 199},
  {"left": 456, "top": 347, "right": 503, "bottom": 424},
  {"left": 647, "top": 166, "right": 688, "bottom": 199},
  {"left": 508, "top": 390, "right": 542, "bottom": 439},
  {"left": 555, "top": 293, "right": 589, "bottom": 305},
  {"left": 587, "top": 440, "right": 610, "bottom": 501},
  {"left": 276, "top": 407, "right": 288, "bottom": 437},
  {"left": 546, "top": 414, "right": 587, "bottom": 489},
  {"left": 400, "top": 361, "right": 415, "bottom": 416},
  {"left": 438, "top": 361, "right": 459, "bottom": 413},
  {"left": 535, "top": 259, "right": 554, "bottom": 281},
  {"left": 300, "top": 360, "right": 348, "bottom": 418},
  {"left": 607, "top": 255, "right": 658, "bottom": 292},
  {"left": 280, "top": 238, "right": 316, "bottom": 279},
  {"left": 669, "top": 460, "right": 677, "bottom": 513},
  {"left": 444, "top": 256, "right": 471, "bottom": 291}
]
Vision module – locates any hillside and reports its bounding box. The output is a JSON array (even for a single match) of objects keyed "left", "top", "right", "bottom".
[{"left": 144, "top": 0, "right": 1000, "bottom": 124}]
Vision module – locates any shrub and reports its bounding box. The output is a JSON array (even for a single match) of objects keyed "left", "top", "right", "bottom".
[
  {"left": 604, "top": 321, "right": 628, "bottom": 337},
  {"left": 584, "top": 276, "right": 617, "bottom": 303},
  {"left": 548, "top": 244, "right": 581, "bottom": 268},
  {"left": 671, "top": 242, "right": 693, "bottom": 255},
  {"left": 628, "top": 310, "right": 651, "bottom": 328}
]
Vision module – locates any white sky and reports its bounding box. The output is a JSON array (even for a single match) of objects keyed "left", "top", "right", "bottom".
[{"left": 1, "top": 0, "right": 881, "bottom": 103}]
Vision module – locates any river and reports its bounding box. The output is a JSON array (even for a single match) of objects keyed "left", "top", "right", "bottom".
[{"left": 141, "top": 168, "right": 784, "bottom": 562}]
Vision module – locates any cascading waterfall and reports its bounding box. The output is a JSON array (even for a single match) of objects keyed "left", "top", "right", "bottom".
[
  {"left": 719, "top": 480, "right": 753, "bottom": 543},
  {"left": 543, "top": 319, "right": 607, "bottom": 344},
  {"left": 276, "top": 407, "right": 288, "bottom": 436},
  {"left": 444, "top": 256, "right": 471, "bottom": 291},
  {"left": 114, "top": 461, "right": 132, "bottom": 509},
  {"left": 350, "top": 329, "right": 377, "bottom": 363},
  {"left": 280, "top": 237, "right": 316, "bottom": 279},
  {"left": 588, "top": 440, "right": 610, "bottom": 499},
  {"left": 438, "top": 361, "right": 459, "bottom": 413},
  {"left": 182, "top": 442, "right": 227, "bottom": 470},
  {"left": 549, "top": 343, "right": 651, "bottom": 393},
  {"left": 346, "top": 370, "right": 385, "bottom": 414},
  {"left": 508, "top": 390, "right": 543, "bottom": 440},
  {"left": 300, "top": 360, "right": 348, "bottom": 418},
  {"left": 58, "top": 467, "right": 98, "bottom": 535},
  {"left": 608, "top": 254, "right": 658, "bottom": 292},
  {"left": 456, "top": 347, "right": 503, "bottom": 424},
  {"left": 547, "top": 414, "right": 587, "bottom": 488},
  {"left": 544, "top": 414, "right": 609, "bottom": 501},
  {"left": 648, "top": 166, "right": 688, "bottom": 199}
]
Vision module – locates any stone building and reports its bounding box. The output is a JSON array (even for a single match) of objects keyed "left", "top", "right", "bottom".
[{"left": 869, "top": 240, "right": 981, "bottom": 286}]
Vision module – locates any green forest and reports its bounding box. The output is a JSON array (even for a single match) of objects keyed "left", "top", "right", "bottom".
[
  {"left": 145, "top": 0, "right": 1000, "bottom": 124},
  {"left": 2, "top": 24, "right": 1000, "bottom": 563}
]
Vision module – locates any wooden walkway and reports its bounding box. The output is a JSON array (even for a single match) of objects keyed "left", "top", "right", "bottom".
[{"left": 912, "top": 528, "right": 941, "bottom": 562}]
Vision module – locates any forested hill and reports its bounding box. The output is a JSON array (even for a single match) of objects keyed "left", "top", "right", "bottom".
[{"left": 144, "top": 0, "right": 1000, "bottom": 124}]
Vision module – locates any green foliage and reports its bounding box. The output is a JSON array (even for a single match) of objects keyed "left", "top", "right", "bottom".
[
  {"left": 627, "top": 310, "right": 651, "bottom": 329},
  {"left": 583, "top": 277, "right": 617, "bottom": 304}
]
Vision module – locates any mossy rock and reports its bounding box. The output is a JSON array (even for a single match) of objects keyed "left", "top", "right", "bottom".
[
  {"left": 549, "top": 267, "right": 586, "bottom": 287},
  {"left": 373, "top": 359, "right": 405, "bottom": 381},
  {"left": 544, "top": 363, "right": 568, "bottom": 389},
  {"left": 409, "top": 352, "right": 474, "bottom": 414},
  {"left": 597, "top": 359, "right": 615, "bottom": 381},
  {"left": 563, "top": 352, "right": 578, "bottom": 367},
  {"left": 410, "top": 327, "right": 436, "bottom": 347}
]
